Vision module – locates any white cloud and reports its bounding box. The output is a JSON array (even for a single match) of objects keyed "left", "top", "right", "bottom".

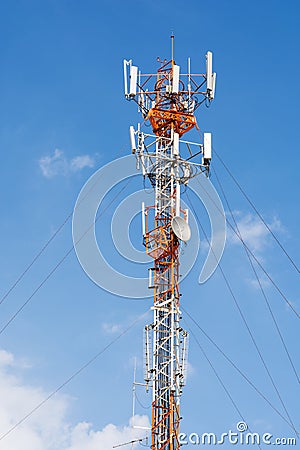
[
  {"left": 0, "top": 349, "right": 14, "bottom": 367},
  {"left": 227, "top": 212, "right": 284, "bottom": 253},
  {"left": 246, "top": 275, "right": 271, "bottom": 290},
  {"left": 252, "top": 418, "right": 273, "bottom": 432},
  {"left": 0, "top": 348, "right": 150, "bottom": 450},
  {"left": 70, "top": 155, "right": 94, "bottom": 171},
  {"left": 101, "top": 322, "right": 123, "bottom": 335},
  {"left": 39, "top": 149, "right": 67, "bottom": 178},
  {"left": 39, "top": 149, "right": 95, "bottom": 178},
  {"left": 65, "top": 416, "right": 149, "bottom": 450},
  {"left": 185, "top": 361, "right": 195, "bottom": 379}
]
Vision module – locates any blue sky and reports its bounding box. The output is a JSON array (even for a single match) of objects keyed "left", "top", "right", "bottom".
[{"left": 0, "top": 0, "right": 299, "bottom": 448}]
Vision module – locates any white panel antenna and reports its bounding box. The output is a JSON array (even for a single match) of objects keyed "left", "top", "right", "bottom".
[
  {"left": 129, "top": 65, "right": 138, "bottom": 97},
  {"left": 206, "top": 51, "right": 213, "bottom": 92},
  {"left": 129, "top": 126, "right": 136, "bottom": 153},
  {"left": 172, "top": 65, "right": 180, "bottom": 93},
  {"left": 173, "top": 132, "right": 179, "bottom": 156},
  {"left": 210, "top": 72, "right": 216, "bottom": 100},
  {"left": 123, "top": 59, "right": 131, "bottom": 97},
  {"left": 203, "top": 132, "right": 212, "bottom": 161},
  {"left": 142, "top": 202, "right": 146, "bottom": 236},
  {"left": 175, "top": 185, "right": 180, "bottom": 216}
]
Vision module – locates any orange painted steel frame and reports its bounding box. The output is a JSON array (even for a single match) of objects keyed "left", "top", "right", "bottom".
[{"left": 144, "top": 60, "right": 189, "bottom": 449}]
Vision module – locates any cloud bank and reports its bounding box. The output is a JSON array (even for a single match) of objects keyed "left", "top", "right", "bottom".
[{"left": 0, "top": 349, "right": 149, "bottom": 450}]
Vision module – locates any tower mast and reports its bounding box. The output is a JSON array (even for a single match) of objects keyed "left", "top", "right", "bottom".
[{"left": 124, "top": 39, "right": 216, "bottom": 449}]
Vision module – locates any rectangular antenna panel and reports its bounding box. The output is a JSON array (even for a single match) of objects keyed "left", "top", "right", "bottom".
[
  {"left": 204, "top": 132, "right": 212, "bottom": 160},
  {"left": 123, "top": 59, "right": 130, "bottom": 96},
  {"left": 211, "top": 72, "right": 216, "bottom": 99},
  {"left": 172, "top": 65, "right": 180, "bottom": 93},
  {"left": 148, "top": 268, "right": 155, "bottom": 289},
  {"left": 176, "top": 183, "right": 180, "bottom": 216},
  {"left": 206, "top": 51, "right": 213, "bottom": 91},
  {"left": 173, "top": 132, "right": 179, "bottom": 156},
  {"left": 142, "top": 202, "right": 146, "bottom": 236},
  {"left": 129, "top": 126, "right": 136, "bottom": 152},
  {"left": 129, "top": 65, "right": 138, "bottom": 96}
]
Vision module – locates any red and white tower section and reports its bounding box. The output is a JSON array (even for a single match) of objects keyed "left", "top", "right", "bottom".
[{"left": 124, "top": 41, "right": 216, "bottom": 449}]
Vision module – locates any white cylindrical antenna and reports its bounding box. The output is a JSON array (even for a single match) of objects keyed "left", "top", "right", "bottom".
[
  {"left": 129, "top": 126, "right": 136, "bottom": 153},
  {"left": 175, "top": 184, "right": 180, "bottom": 216},
  {"left": 144, "top": 325, "right": 151, "bottom": 389},
  {"left": 206, "top": 51, "right": 213, "bottom": 92},
  {"left": 180, "top": 331, "right": 189, "bottom": 386},
  {"left": 172, "top": 65, "right": 180, "bottom": 94},
  {"left": 173, "top": 132, "right": 179, "bottom": 156},
  {"left": 129, "top": 65, "right": 138, "bottom": 97},
  {"left": 142, "top": 202, "right": 146, "bottom": 236},
  {"left": 140, "top": 129, "right": 146, "bottom": 176},
  {"left": 203, "top": 132, "right": 212, "bottom": 161},
  {"left": 138, "top": 70, "right": 142, "bottom": 112}
]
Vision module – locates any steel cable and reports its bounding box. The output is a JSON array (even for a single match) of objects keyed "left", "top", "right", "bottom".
[
  {"left": 0, "top": 149, "right": 127, "bottom": 309},
  {"left": 0, "top": 308, "right": 150, "bottom": 443},
  {"left": 191, "top": 173, "right": 299, "bottom": 318},
  {"left": 0, "top": 178, "right": 132, "bottom": 336},
  {"left": 184, "top": 318, "right": 262, "bottom": 450},
  {"left": 212, "top": 166, "right": 299, "bottom": 384},
  {"left": 182, "top": 307, "right": 297, "bottom": 434},
  {"left": 195, "top": 128, "right": 300, "bottom": 275},
  {"left": 185, "top": 191, "right": 298, "bottom": 436}
]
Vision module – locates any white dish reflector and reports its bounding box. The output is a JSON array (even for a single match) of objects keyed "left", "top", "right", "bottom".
[{"left": 171, "top": 216, "right": 191, "bottom": 242}]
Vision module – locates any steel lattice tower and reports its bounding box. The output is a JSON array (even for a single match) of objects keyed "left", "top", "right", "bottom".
[{"left": 124, "top": 38, "right": 216, "bottom": 449}]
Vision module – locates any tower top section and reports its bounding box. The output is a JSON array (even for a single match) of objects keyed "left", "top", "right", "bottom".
[{"left": 123, "top": 43, "right": 216, "bottom": 139}]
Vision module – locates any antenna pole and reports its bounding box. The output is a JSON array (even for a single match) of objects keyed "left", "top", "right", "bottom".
[{"left": 124, "top": 44, "right": 216, "bottom": 449}]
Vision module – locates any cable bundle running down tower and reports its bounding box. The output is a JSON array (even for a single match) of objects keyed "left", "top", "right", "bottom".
[{"left": 124, "top": 38, "right": 216, "bottom": 449}]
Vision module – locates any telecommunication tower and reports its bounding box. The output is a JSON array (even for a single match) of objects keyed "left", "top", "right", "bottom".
[{"left": 123, "top": 37, "right": 216, "bottom": 449}]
